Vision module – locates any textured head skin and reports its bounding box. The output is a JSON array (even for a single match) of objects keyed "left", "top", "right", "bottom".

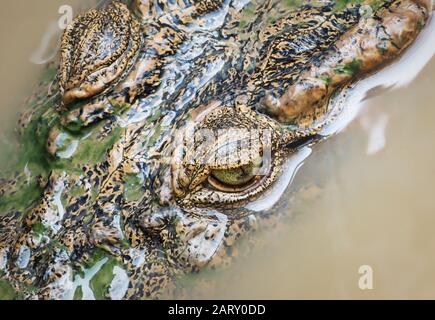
[
  {"left": 0, "top": 0, "right": 430, "bottom": 299},
  {"left": 59, "top": 1, "right": 143, "bottom": 104}
]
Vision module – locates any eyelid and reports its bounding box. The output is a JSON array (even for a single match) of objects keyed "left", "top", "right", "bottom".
[
  {"left": 207, "top": 174, "right": 262, "bottom": 193},
  {"left": 285, "top": 134, "right": 323, "bottom": 150}
]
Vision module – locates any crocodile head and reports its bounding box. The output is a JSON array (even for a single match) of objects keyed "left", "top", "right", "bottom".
[{"left": 0, "top": 0, "right": 430, "bottom": 299}]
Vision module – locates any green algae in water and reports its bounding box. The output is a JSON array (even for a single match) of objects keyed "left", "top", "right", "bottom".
[{"left": 0, "top": 280, "right": 16, "bottom": 300}]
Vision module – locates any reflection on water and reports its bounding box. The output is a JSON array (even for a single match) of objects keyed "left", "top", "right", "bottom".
[{"left": 0, "top": 1, "right": 434, "bottom": 299}]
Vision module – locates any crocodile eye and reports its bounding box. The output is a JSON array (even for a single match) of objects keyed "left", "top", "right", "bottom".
[
  {"left": 59, "top": 1, "right": 142, "bottom": 105},
  {"left": 208, "top": 157, "right": 264, "bottom": 192},
  {"left": 171, "top": 105, "right": 288, "bottom": 208}
]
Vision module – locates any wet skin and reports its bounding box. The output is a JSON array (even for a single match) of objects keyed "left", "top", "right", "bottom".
[{"left": 0, "top": 0, "right": 431, "bottom": 299}]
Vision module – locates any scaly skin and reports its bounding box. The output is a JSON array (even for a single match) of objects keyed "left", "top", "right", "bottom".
[{"left": 0, "top": 0, "right": 431, "bottom": 299}]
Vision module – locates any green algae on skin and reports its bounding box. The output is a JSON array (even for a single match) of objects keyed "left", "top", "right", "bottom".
[
  {"left": 320, "top": 76, "right": 332, "bottom": 86},
  {"left": 238, "top": 4, "right": 256, "bottom": 29},
  {"left": 73, "top": 286, "right": 84, "bottom": 300},
  {"left": 284, "top": 0, "right": 302, "bottom": 8},
  {"left": 0, "top": 126, "right": 123, "bottom": 212},
  {"left": 108, "top": 99, "right": 131, "bottom": 116},
  {"left": 76, "top": 127, "right": 124, "bottom": 164},
  {"left": 0, "top": 96, "right": 124, "bottom": 214},
  {"left": 31, "top": 221, "right": 48, "bottom": 236},
  {"left": 335, "top": 59, "right": 362, "bottom": 75},
  {"left": 417, "top": 19, "right": 426, "bottom": 30},
  {"left": 0, "top": 86, "right": 58, "bottom": 211},
  {"left": 0, "top": 180, "right": 43, "bottom": 213},
  {"left": 146, "top": 109, "right": 162, "bottom": 124},
  {"left": 123, "top": 174, "right": 143, "bottom": 202},
  {"left": 89, "top": 256, "right": 119, "bottom": 300},
  {"left": 334, "top": 0, "right": 388, "bottom": 11},
  {"left": 69, "top": 250, "right": 120, "bottom": 300},
  {"left": 146, "top": 123, "right": 162, "bottom": 147},
  {"left": 40, "top": 67, "right": 58, "bottom": 85},
  {"left": 238, "top": 19, "right": 248, "bottom": 28},
  {"left": 242, "top": 5, "right": 255, "bottom": 16},
  {"left": 267, "top": 15, "right": 277, "bottom": 24},
  {"left": 69, "top": 184, "right": 86, "bottom": 199},
  {"left": 82, "top": 248, "right": 110, "bottom": 270},
  {"left": 334, "top": 0, "right": 364, "bottom": 10},
  {"left": 50, "top": 126, "right": 124, "bottom": 173},
  {"left": 10, "top": 102, "right": 57, "bottom": 175},
  {"left": 368, "top": 0, "right": 386, "bottom": 10},
  {"left": 0, "top": 280, "right": 16, "bottom": 300}
]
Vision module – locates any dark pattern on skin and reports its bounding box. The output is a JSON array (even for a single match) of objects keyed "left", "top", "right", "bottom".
[
  {"left": 59, "top": 1, "right": 143, "bottom": 105},
  {"left": 248, "top": 4, "right": 363, "bottom": 94},
  {"left": 0, "top": 0, "right": 431, "bottom": 299}
]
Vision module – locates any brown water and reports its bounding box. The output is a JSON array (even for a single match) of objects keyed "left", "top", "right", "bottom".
[
  {"left": 1, "top": 2, "right": 435, "bottom": 299},
  {"left": 0, "top": 0, "right": 94, "bottom": 130}
]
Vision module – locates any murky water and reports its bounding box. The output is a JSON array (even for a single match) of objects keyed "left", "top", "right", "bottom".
[
  {"left": 0, "top": 1, "right": 96, "bottom": 130},
  {"left": 0, "top": 1, "right": 435, "bottom": 299}
]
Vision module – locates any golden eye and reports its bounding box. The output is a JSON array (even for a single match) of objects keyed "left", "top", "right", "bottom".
[{"left": 207, "top": 157, "right": 264, "bottom": 193}]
